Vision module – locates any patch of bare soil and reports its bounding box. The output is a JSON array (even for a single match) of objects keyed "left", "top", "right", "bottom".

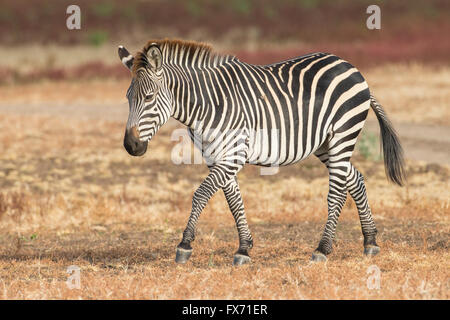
[{"left": 364, "top": 120, "right": 450, "bottom": 165}]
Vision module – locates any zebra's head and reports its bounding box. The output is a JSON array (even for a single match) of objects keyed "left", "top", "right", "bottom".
[{"left": 118, "top": 43, "right": 172, "bottom": 156}]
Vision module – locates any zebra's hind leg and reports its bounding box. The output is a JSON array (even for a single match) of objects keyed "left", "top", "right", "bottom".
[
  {"left": 223, "top": 177, "right": 253, "bottom": 266},
  {"left": 312, "top": 167, "right": 348, "bottom": 262},
  {"left": 311, "top": 143, "right": 350, "bottom": 262},
  {"left": 347, "top": 164, "right": 380, "bottom": 256}
]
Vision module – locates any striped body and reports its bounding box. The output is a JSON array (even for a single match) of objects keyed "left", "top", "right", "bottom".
[
  {"left": 177, "top": 53, "right": 369, "bottom": 168},
  {"left": 118, "top": 40, "right": 404, "bottom": 264}
]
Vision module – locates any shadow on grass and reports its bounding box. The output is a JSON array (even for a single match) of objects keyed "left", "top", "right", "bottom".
[{"left": 0, "top": 219, "right": 447, "bottom": 268}]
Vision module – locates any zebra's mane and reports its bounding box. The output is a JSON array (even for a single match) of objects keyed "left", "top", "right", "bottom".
[{"left": 132, "top": 39, "right": 233, "bottom": 74}]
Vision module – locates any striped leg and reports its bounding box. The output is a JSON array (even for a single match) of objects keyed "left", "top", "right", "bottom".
[
  {"left": 312, "top": 164, "right": 349, "bottom": 261},
  {"left": 346, "top": 164, "right": 380, "bottom": 255},
  {"left": 175, "top": 167, "right": 223, "bottom": 263},
  {"left": 223, "top": 177, "right": 253, "bottom": 265},
  {"left": 312, "top": 133, "right": 353, "bottom": 261},
  {"left": 175, "top": 165, "right": 241, "bottom": 263}
]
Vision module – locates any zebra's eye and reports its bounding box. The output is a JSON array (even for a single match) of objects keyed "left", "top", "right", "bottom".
[{"left": 145, "top": 93, "right": 155, "bottom": 102}]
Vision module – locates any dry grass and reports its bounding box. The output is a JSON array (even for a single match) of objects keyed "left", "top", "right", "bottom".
[
  {"left": 364, "top": 64, "right": 450, "bottom": 125},
  {"left": 0, "top": 65, "right": 448, "bottom": 299}
]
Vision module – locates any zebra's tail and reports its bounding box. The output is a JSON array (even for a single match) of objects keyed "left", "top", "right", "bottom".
[{"left": 369, "top": 95, "right": 406, "bottom": 186}]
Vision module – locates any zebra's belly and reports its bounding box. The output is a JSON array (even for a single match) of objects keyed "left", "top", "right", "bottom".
[{"left": 245, "top": 128, "right": 327, "bottom": 167}]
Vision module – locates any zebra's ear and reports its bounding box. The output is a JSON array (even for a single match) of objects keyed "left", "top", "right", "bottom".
[
  {"left": 146, "top": 44, "right": 162, "bottom": 72},
  {"left": 118, "top": 45, "right": 134, "bottom": 70}
]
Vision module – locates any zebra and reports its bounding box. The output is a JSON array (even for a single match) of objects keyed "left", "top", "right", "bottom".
[{"left": 117, "top": 39, "right": 405, "bottom": 265}]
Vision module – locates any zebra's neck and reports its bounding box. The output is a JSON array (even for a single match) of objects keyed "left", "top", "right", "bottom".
[{"left": 159, "top": 43, "right": 237, "bottom": 129}]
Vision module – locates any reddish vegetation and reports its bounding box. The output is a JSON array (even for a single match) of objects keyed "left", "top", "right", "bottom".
[
  {"left": 1, "top": 28, "right": 449, "bottom": 84},
  {"left": 0, "top": 0, "right": 448, "bottom": 83},
  {"left": 240, "top": 25, "right": 450, "bottom": 65},
  {"left": 1, "top": 0, "right": 448, "bottom": 45}
]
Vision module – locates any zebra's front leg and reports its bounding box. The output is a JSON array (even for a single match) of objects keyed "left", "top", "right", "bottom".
[
  {"left": 175, "top": 167, "right": 226, "bottom": 264},
  {"left": 223, "top": 177, "right": 253, "bottom": 266}
]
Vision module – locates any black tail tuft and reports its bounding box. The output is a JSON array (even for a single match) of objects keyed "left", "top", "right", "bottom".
[{"left": 370, "top": 95, "right": 406, "bottom": 186}]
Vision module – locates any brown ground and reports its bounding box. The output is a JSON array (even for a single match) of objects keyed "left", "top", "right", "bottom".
[{"left": 0, "top": 64, "right": 448, "bottom": 299}]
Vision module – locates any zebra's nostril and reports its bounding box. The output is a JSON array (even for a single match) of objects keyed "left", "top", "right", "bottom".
[{"left": 124, "top": 127, "right": 147, "bottom": 156}]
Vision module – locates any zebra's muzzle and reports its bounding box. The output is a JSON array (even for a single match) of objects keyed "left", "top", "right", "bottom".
[{"left": 124, "top": 127, "right": 148, "bottom": 156}]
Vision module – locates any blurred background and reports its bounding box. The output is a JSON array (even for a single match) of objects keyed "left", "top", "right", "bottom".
[
  {"left": 0, "top": 0, "right": 448, "bottom": 299},
  {"left": 0, "top": 0, "right": 449, "bottom": 82}
]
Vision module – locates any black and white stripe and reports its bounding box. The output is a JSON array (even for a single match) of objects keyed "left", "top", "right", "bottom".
[{"left": 118, "top": 40, "right": 405, "bottom": 264}]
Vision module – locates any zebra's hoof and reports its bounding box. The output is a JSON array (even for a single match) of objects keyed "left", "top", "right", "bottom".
[
  {"left": 232, "top": 254, "right": 251, "bottom": 266},
  {"left": 364, "top": 245, "right": 380, "bottom": 256},
  {"left": 175, "top": 247, "right": 192, "bottom": 264},
  {"left": 311, "top": 251, "right": 327, "bottom": 262}
]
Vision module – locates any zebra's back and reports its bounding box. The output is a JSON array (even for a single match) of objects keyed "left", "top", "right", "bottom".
[{"left": 239, "top": 53, "right": 371, "bottom": 167}]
